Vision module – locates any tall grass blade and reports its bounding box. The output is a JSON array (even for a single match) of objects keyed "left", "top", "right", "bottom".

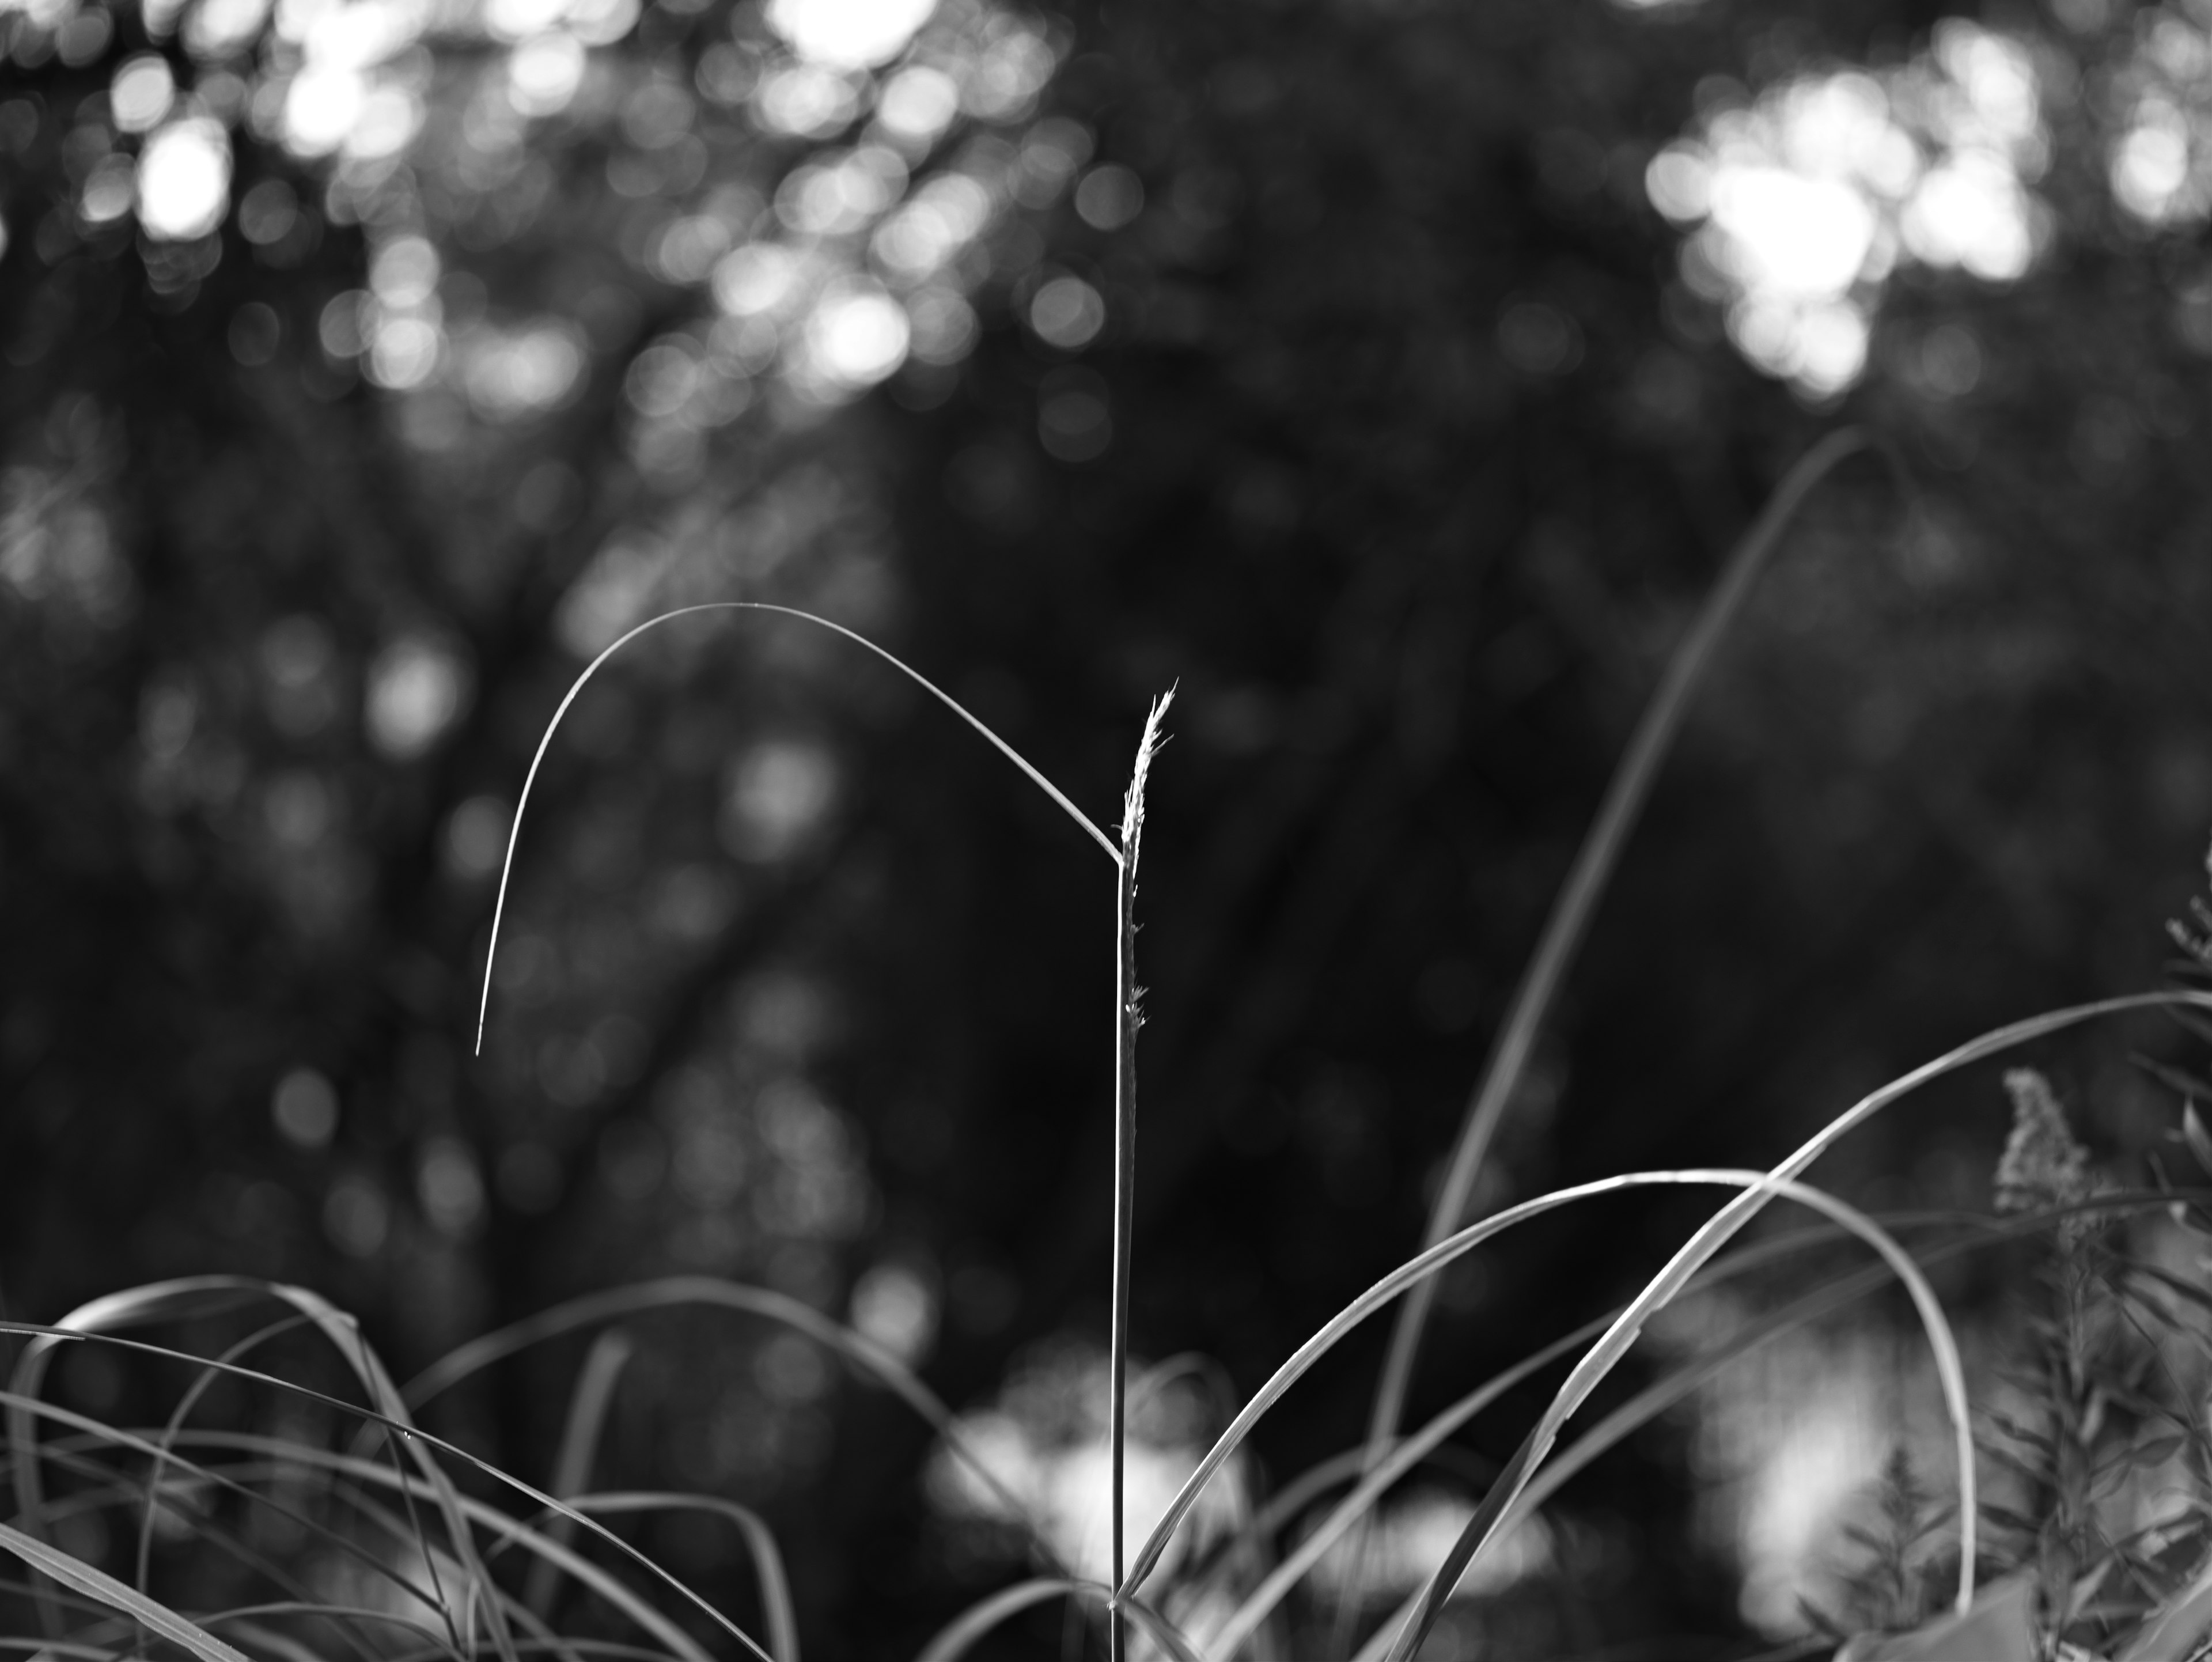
[
  {"left": 134, "top": 1314, "right": 314, "bottom": 1600},
  {"left": 525, "top": 1329, "right": 635, "bottom": 1618},
  {"left": 476, "top": 602, "right": 1123, "bottom": 1054},
  {"left": 1110, "top": 690, "right": 1173, "bottom": 1662},
  {"left": 1365, "top": 427, "right": 1876, "bottom": 1474},
  {"left": 529, "top": 1494, "right": 798, "bottom": 1662},
  {"left": 0, "top": 1521, "right": 251, "bottom": 1662}
]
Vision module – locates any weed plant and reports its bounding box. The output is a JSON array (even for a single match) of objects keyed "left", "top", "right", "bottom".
[{"left": 10, "top": 430, "right": 2212, "bottom": 1662}]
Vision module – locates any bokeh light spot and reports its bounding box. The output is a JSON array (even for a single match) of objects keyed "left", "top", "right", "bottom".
[
  {"left": 137, "top": 119, "right": 232, "bottom": 240},
  {"left": 1073, "top": 162, "right": 1143, "bottom": 230},
  {"left": 110, "top": 55, "right": 177, "bottom": 134},
  {"left": 1026, "top": 273, "right": 1103, "bottom": 349},
  {"left": 366, "top": 634, "right": 470, "bottom": 758},
  {"left": 272, "top": 1067, "right": 340, "bottom": 1149},
  {"left": 803, "top": 281, "right": 910, "bottom": 388},
  {"left": 766, "top": 0, "right": 935, "bottom": 70}
]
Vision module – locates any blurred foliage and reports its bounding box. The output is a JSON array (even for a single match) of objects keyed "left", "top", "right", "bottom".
[{"left": 6, "top": 0, "right": 2212, "bottom": 1648}]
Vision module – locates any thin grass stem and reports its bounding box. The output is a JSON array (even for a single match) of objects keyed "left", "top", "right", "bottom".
[
  {"left": 1109, "top": 690, "right": 1173, "bottom": 1662},
  {"left": 524, "top": 1330, "right": 634, "bottom": 1619},
  {"left": 476, "top": 602, "right": 1123, "bottom": 1055}
]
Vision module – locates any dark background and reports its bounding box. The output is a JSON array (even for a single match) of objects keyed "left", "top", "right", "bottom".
[{"left": 5, "top": 0, "right": 2212, "bottom": 1651}]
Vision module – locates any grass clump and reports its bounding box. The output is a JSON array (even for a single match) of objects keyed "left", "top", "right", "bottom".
[{"left": 17, "top": 431, "right": 2212, "bottom": 1662}]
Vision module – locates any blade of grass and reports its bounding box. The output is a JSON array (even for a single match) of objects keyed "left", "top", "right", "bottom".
[
  {"left": 524, "top": 1330, "right": 635, "bottom": 1619},
  {"left": 0, "top": 1370, "right": 757, "bottom": 1662},
  {"left": 396, "top": 1275, "right": 1060, "bottom": 1569},
  {"left": 1365, "top": 427, "right": 1876, "bottom": 1475},
  {"left": 10, "top": 1277, "right": 503, "bottom": 1662},
  {"left": 7, "top": 1275, "right": 266, "bottom": 1634},
  {"left": 0, "top": 1521, "right": 251, "bottom": 1662},
  {"left": 476, "top": 601, "right": 1123, "bottom": 1055},
  {"left": 1110, "top": 690, "right": 1173, "bottom": 1662},
  {"left": 196, "top": 1604, "right": 459, "bottom": 1654},
  {"left": 135, "top": 1314, "right": 315, "bottom": 1602},
  {"left": 1343, "top": 1258, "right": 1930, "bottom": 1662},
  {"left": 1378, "top": 1173, "right": 1970, "bottom": 1662},
  {"left": 160, "top": 1430, "right": 732, "bottom": 1662},
  {"left": 505, "top": 1493, "right": 799, "bottom": 1662},
  {"left": 1371, "top": 990, "right": 2211, "bottom": 1660},
  {"left": 912, "top": 1578, "right": 1203, "bottom": 1662},
  {"left": 18, "top": 1435, "right": 442, "bottom": 1649},
  {"left": 1172, "top": 1207, "right": 1949, "bottom": 1611},
  {"left": 1203, "top": 1319, "right": 1604, "bottom": 1656},
  {"left": 1122, "top": 1165, "right": 1861, "bottom": 1599}
]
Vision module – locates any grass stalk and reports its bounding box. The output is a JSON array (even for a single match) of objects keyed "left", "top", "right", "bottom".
[
  {"left": 475, "top": 601, "right": 1123, "bottom": 1056},
  {"left": 523, "top": 1330, "right": 634, "bottom": 1619},
  {"left": 1111, "top": 691, "right": 1173, "bottom": 1662},
  {"left": 1363, "top": 427, "right": 1877, "bottom": 1478}
]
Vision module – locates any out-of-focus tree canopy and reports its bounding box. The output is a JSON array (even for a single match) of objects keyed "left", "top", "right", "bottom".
[{"left": 5, "top": 0, "right": 2212, "bottom": 1647}]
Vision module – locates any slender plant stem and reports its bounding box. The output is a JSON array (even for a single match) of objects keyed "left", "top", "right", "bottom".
[
  {"left": 1361, "top": 428, "right": 1876, "bottom": 1461},
  {"left": 1109, "top": 692, "right": 1172, "bottom": 1662},
  {"left": 476, "top": 601, "right": 1123, "bottom": 1055}
]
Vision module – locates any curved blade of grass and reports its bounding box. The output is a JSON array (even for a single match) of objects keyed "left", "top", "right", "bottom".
[
  {"left": 11, "top": 1437, "right": 434, "bottom": 1654},
  {"left": 135, "top": 1313, "right": 315, "bottom": 1600},
  {"left": 8, "top": 1278, "right": 264, "bottom": 1574},
  {"left": 0, "top": 1353, "right": 762, "bottom": 1662},
  {"left": 517, "top": 1493, "right": 798, "bottom": 1662},
  {"left": 911, "top": 1578, "right": 1202, "bottom": 1662},
  {"left": 1373, "top": 990, "right": 2212, "bottom": 1660},
  {"left": 477, "top": 601, "right": 1121, "bottom": 1054},
  {"left": 1173, "top": 1208, "right": 1937, "bottom": 1611},
  {"left": 1364, "top": 429, "right": 1875, "bottom": 1474},
  {"left": 9, "top": 1283, "right": 453, "bottom": 1649},
  {"left": 268, "top": 1283, "right": 512, "bottom": 1661},
  {"left": 915, "top": 1580, "right": 1092, "bottom": 1662},
  {"left": 10, "top": 1277, "right": 502, "bottom": 1660},
  {"left": 198, "top": 1603, "right": 459, "bottom": 1654},
  {"left": 525, "top": 1330, "right": 634, "bottom": 1619},
  {"left": 1202, "top": 1319, "right": 1605, "bottom": 1656},
  {"left": 374, "top": 1646, "right": 684, "bottom": 1662},
  {"left": 1215, "top": 1173, "right": 1967, "bottom": 1659},
  {"left": 199, "top": 1462, "right": 584, "bottom": 1662},
  {"left": 161, "top": 1431, "right": 734, "bottom": 1662},
  {"left": 1378, "top": 1173, "right": 1969, "bottom": 1662},
  {"left": 1344, "top": 1260, "right": 1921, "bottom": 1662},
  {"left": 0, "top": 1521, "right": 251, "bottom": 1662},
  {"left": 397, "top": 1275, "right": 1059, "bottom": 1569},
  {"left": 1122, "top": 1165, "right": 1842, "bottom": 1598}
]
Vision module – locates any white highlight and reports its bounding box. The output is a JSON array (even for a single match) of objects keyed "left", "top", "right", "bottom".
[
  {"left": 766, "top": 0, "right": 935, "bottom": 70},
  {"left": 136, "top": 119, "right": 232, "bottom": 240},
  {"left": 1652, "top": 22, "right": 2046, "bottom": 395}
]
